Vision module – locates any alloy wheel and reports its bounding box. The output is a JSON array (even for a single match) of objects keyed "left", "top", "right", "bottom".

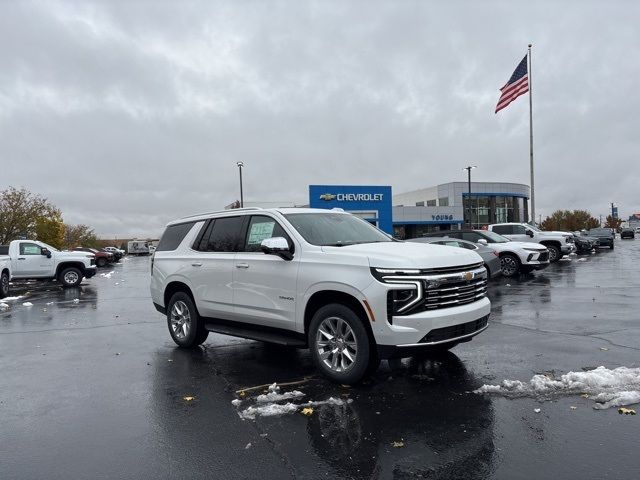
[
  {"left": 170, "top": 300, "right": 191, "bottom": 340},
  {"left": 501, "top": 256, "right": 518, "bottom": 277},
  {"left": 316, "top": 316, "right": 358, "bottom": 372}
]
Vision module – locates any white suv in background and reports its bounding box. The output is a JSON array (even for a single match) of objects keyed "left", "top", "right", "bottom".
[
  {"left": 487, "top": 223, "right": 576, "bottom": 262},
  {"left": 150, "top": 208, "right": 491, "bottom": 384}
]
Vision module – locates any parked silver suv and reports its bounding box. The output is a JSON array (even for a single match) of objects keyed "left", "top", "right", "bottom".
[{"left": 150, "top": 208, "right": 491, "bottom": 383}]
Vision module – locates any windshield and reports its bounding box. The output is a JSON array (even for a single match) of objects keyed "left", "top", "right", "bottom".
[
  {"left": 285, "top": 212, "right": 392, "bottom": 246},
  {"left": 478, "top": 230, "right": 510, "bottom": 243}
]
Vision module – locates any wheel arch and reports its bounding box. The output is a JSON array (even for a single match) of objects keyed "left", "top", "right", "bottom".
[
  {"left": 55, "top": 262, "right": 87, "bottom": 278},
  {"left": 303, "top": 289, "right": 375, "bottom": 347},
  {"left": 164, "top": 281, "right": 197, "bottom": 313}
]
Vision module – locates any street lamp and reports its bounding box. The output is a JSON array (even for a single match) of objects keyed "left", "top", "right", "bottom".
[
  {"left": 463, "top": 166, "right": 477, "bottom": 226},
  {"left": 236, "top": 161, "right": 244, "bottom": 208}
]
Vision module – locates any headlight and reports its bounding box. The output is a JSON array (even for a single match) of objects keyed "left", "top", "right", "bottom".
[{"left": 371, "top": 268, "right": 424, "bottom": 320}]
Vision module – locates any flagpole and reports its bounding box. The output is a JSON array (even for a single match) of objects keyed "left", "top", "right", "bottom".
[{"left": 528, "top": 43, "right": 535, "bottom": 224}]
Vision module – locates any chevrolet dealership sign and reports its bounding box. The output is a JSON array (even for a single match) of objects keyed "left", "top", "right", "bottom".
[
  {"left": 309, "top": 185, "right": 393, "bottom": 234},
  {"left": 320, "top": 193, "right": 384, "bottom": 202}
]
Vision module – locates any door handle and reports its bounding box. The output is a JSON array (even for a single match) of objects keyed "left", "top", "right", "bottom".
[
  {"left": 18, "top": 257, "right": 26, "bottom": 260},
  {"left": 236, "top": 263, "right": 249, "bottom": 269},
  {"left": 191, "top": 263, "right": 202, "bottom": 267}
]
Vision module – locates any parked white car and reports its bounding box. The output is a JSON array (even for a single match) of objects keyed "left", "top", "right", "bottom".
[
  {"left": 487, "top": 223, "right": 576, "bottom": 262},
  {"left": 417, "top": 229, "right": 549, "bottom": 277},
  {"left": 151, "top": 208, "right": 491, "bottom": 384},
  {"left": 1, "top": 240, "right": 97, "bottom": 288}
]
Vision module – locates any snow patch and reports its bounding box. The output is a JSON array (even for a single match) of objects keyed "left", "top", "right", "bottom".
[
  {"left": 256, "top": 383, "right": 305, "bottom": 403},
  {"left": 2, "top": 296, "right": 23, "bottom": 302},
  {"left": 100, "top": 271, "right": 115, "bottom": 278},
  {"left": 475, "top": 366, "right": 640, "bottom": 409},
  {"left": 231, "top": 399, "right": 242, "bottom": 407},
  {"left": 239, "top": 397, "right": 352, "bottom": 420},
  {"left": 0, "top": 302, "right": 9, "bottom": 310},
  {"left": 72, "top": 299, "right": 80, "bottom": 304},
  {"left": 22, "top": 302, "right": 34, "bottom": 307}
]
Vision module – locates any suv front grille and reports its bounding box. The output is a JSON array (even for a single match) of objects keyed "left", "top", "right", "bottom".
[
  {"left": 418, "top": 262, "right": 484, "bottom": 276},
  {"left": 420, "top": 315, "right": 489, "bottom": 343},
  {"left": 423, "top": 276, "right": 487, "bottom": 310},
  {"left": 538, "top": 251, "right": 549, "bottom": 262}
]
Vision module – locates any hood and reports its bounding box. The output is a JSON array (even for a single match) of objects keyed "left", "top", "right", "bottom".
[
  {"left": 539, "top": 230, "right": 572, "bottom": 237},
  {"left": 504, "top": 241, "right": 547, "bottom": 250},
  {"left": 321, "top": 241, "right": 482, "bottom": 269},
  {"left": 60, "top": 250, "right": 94, "bottom": 258}
]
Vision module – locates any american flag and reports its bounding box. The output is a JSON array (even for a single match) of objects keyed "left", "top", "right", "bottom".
[{"left": 495, "top": 55, "right": 529, "bottom": 113}]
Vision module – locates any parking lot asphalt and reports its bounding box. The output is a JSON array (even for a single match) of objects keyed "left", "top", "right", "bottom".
[{"left": 1, "top": 240, "right": 639, "bottom": 480}]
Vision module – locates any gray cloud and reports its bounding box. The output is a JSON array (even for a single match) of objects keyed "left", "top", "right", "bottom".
[{"left": 1, "top": 0, "right": 639, "bottom": 237}]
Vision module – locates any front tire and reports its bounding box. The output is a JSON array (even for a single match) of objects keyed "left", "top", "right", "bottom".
[
  {"left": 96, "top": 257, "right": 107, "bottom": 268},
  {"left": 309, "top": 304, "right": 371, "bottom": 384},
  {"left": 500, "top": 253, "right": 520, "bottom": 277},
  {"left": 166, "top": 292, "right": 208, "bottom": 347},
  {"left": 58, "top": 267, "right": 83, "bottom": 288},
  {"left": 0, "top": 271, "right": 9, "bottom": 298},
  {"left": 545, "top": 244, "right": 561, "bottom": 263}
]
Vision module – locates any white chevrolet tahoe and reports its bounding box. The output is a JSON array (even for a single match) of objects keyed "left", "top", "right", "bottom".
[
  {"left": 150, "top": 208, "right": 491, "bottom": 384},
  {"left": 2, "top": 240, "right": 97, "bottom": 288},
  {"left": 487, "top": 223, "right": 576, "bottom": 262}
]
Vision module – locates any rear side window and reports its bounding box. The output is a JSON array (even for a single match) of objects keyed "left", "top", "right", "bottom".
[
  {"left": 513, "top": 225, "right": 526, "bottom": 234},
  {"left": 157, "top": 222, "right": 196, "bottom": 252},
  {"left": 199, "top": 216, "right": 245, "bottom": 252},
  {"left": 492, "top": 225, "right": 512, "bottom": 235},
  {"left": 244, "top": 216, "right": 292, "bottom": 252}
]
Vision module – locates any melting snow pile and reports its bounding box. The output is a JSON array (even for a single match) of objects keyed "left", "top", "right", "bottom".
[
  {"left": 0, "top": 302, "right": 9, "bottom": 310},
  {"left": 233, "top": 382, "right": 352, "bottom": 420},
  {"left": 475, "top": 366, "right": 640, "bottom": 409},
  {"left": 255, "top": 383, "right": 305, "bottom": 403},
  {"left": 22, "top": 302, "right": 34, "bottom": 307},
  {"left": 100, "top": 271, "right": 114, "bottom": 278},
  {"left": 2, "top": 296, "right": 23, "bottom": 302}
]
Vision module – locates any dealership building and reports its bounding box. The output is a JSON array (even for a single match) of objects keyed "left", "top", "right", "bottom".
[{"left": 308, "top": 182, "right": 531, "bottom": 238}]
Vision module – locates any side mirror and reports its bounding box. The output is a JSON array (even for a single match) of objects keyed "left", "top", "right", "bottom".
[
  {"left": 260, "top": 237, "right": 293, "bottom": 261},
  {"left": 477, "top": 239, "right": 488, "bottom": 245},
  {"left": 526, "top": 230, "right": 534, "bottom": 237},
  {"left": 41, "top": 248, "right": 52, "bottom": 258}
]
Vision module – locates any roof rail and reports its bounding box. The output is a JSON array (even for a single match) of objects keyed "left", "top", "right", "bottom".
[{"left": 180, "top": 207, "right": 262, "bottom": 219}]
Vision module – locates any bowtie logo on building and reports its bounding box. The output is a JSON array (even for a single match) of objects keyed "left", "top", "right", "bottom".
[{"left": 319, "top": 193, "right": 337, "bottom": 201}]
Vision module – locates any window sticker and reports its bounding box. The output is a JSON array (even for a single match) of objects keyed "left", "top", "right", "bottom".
[{"left": 248, "top": 221, "right": 275, "bottom": 245}]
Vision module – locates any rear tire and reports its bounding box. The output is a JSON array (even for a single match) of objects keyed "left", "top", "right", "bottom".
[
  {"left": 96, "top": 257, "right": 107, "bottom": 268},
  {"left": 0, "top": 271, "right": 9, "bottom": 298},
  {"left": 308, "top": 303, "right": 371, "bottom": 384},
  {"left": 58, "top": 267, "right": 83, "bottom": 288},
  {"left": 500, "top": 253, "right": 520, "bottom": 277},
  {"left": 166, "top": 292, "right": 208, "bottom": 347}
]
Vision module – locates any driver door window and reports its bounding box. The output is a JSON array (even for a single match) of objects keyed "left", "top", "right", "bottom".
[
  {"left": 243, "top": 216, "right": 292, "bottom": 252},
  {"left": 20, "top": 243, "right": 42, "bottom": 255}
]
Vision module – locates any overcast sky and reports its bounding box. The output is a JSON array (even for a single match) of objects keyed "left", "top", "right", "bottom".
[{"left": 1, "top": 0, "right": 639, "bottom": 238}]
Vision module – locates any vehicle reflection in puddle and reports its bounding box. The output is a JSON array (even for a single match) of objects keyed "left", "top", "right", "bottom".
[{"left": 150, "top": 345, "right": 495, "bottom": 479}]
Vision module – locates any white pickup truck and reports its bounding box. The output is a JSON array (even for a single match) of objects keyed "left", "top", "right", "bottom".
[
  {"left": 1, "top": 240, "right": 97, "bottom": 288},
  {"left": 0, "top": 255, "right": 10, "bottom": 298},
  {"left": 487, "top": 223, "right": 576, "bottom": 262}
]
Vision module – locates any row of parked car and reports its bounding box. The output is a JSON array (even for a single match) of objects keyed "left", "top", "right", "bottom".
[
  {"left": 408, "top": 223, "right": 623, "bottom": 278},
  {"left": 0, "top": 240, "right": 127, "bottom": 298}
]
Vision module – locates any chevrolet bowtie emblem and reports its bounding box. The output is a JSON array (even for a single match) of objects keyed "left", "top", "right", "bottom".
[
  {"left": 319, "top": 193, "right": 337, "bottom": 201},
  {"left": 463, "top": 272, "right": 474, "bottom": 281}
]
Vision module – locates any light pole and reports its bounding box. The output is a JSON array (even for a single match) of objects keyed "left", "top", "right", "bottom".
[
  {"left": 236, "top": 161, "right": 244, "bottom": 208},
  {"left": 463, "top": 166, "right": 477, "bottom": 227}
]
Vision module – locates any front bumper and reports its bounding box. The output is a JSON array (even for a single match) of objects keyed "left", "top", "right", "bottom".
[
  {"left": 560, "top": 244, "right": 576, "bottom": 254},
  {"left": 363, "top": 275, "right": 491, "bottom": 352},
  {"left": 84, "top": 266, "right": 97, "bottom": 278}
]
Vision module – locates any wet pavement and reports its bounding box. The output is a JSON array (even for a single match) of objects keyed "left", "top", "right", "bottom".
[{"left": 1, "top": 240, "right": 639, "bottom": 479}]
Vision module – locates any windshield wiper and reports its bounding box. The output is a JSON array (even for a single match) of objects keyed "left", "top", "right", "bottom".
[{"left": 321, "top": 241, "right": 358, "bottom": 247}]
